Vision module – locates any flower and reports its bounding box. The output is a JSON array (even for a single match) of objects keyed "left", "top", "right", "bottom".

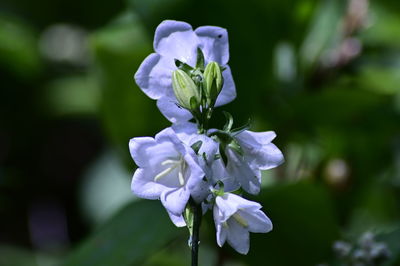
[
  {"left": 213, "top": 193, "right": 272, "bottom": 254},
  {"left": 134, "top": 20, "right": 236, "bottom": 123},
  {"left": 224, "top": 130, "right": 284, "bottom": 194},
  {"left": 129, "top": 127, "right": 204, "bottom": 216}
]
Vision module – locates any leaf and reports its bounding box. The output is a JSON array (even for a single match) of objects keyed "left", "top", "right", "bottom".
[
  {"left": 196, "top": 47, "right": 205, "bottom": 69},
  {"left": 174, "top": 59, "right": 194, "bottom": 74},
  {"left": 242, "top": 182, "right": 339, "bottom": 266},
  {"left": 222, "top": 111, "right": 233, "bottom": 132},
  {"left": 64, "top": 200, "right": 181, "bottom": 266},
  {"left": 190, "top": 140, "right": 203, "bottom": 154}
]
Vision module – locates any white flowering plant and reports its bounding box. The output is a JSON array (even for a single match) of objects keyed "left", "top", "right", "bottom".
[{"left": 129, "top": 20, "right": 284, "bottom": 265}]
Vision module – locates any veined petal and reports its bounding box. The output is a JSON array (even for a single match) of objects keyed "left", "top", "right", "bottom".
[
  {"left": 156, "top": 96, "right": 193, "bottom": 123},
  {"left": 251, "top": 143, "right": 285, "bottom": 170},
  {"left": 195, "top": 26, "right": 229, "bottom": 65},
  {"left": 154, "top": 20, "right": 199, "bottom": 66},
  {"left": 215, "top": 66, "right": 236, "bottom": 106},
  {"left": 215, "top": 195, "right": 238, "bottom": 221},
  {"left": 131, "top": 168, "right": 166, "bottom": 199},
  {"left": 239, "top": 209, "right": 273, "bottom": 233},
  {"left": 134, "top": 53, "right": 175, "bottom": 99},
  {"left": 224, "top": 193, "right": 262, "bottom": 210},
  {"left": 226, "top": 218, "right": 250, "bottom": 254},
  {"left": 226, "top": 148, "right": 261, "bottom": 194},
  {"left": 160, "top": 187, "right": 190, "bottom": 215}
]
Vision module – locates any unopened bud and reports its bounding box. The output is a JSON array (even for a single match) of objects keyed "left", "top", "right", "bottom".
[
  {"left": 172, "top": 69, "right": 200, "bottom": 110},
  {"left": 203, "top": 62, "right": 223, "bottom": 105}
]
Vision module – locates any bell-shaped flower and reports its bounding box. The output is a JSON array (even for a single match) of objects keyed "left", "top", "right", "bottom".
[
  {"left": 129, "top": 127, "right": 204, "bottom": 216},
  {"left": 213, "top": 193, "right": 272, "bottom": 254},
  {"left": 134, "top": 20, "right": 236, "bottom": 123},
  {"left": 172, "top": 122, "right": 233, "bottom": 196},
  {"left": 224, "top": 130, "right": 284, "bottom": 194}
]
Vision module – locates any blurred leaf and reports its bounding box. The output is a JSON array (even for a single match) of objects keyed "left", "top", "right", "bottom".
[
  {"left": 79, "top": 150, "right": 134, "bottom": 226},
  {"left": 0, "top": 246, "right": 60, "bottom": 266},
  {"left": 378, "top": 226, "right": 400, "bottom": 266},
  {"left": 90, "top": 12, "right": 168, "bottom": 158},
  {"left": 43, "top": 75, "right": 100, "bottom": 116},
  {"left": 361, "top": 3, "right": 400, "bottom": 48},
  {"left": 242, "top": 182, "right": 339, "bottom": 266},
  {"left": 0, "top": 15, "right": 42, "bottom": 77},
  {"left": 64, "top": 200, "right": 181, "bottom": 266},
  {"left": 300, "top": 0, "right": 343, "bottom": 69}
]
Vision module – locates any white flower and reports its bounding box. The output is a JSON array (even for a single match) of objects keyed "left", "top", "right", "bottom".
[
  {"left": 129, "top": 127, "right": 204, "bottom": 216},
  {"left": 213, "top": 193, "right": 272, "bottom": 254},
  {"left": 134, "top": 20, "right": 236, "bottom": 123}
]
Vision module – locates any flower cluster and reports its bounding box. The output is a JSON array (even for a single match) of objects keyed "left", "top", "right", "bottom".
[{"left": 129, "top": 20, "right": 284, "bottom": 255}]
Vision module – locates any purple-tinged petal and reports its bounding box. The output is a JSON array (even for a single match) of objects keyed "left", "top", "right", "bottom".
[
  {"left": 226, "top": 149, "right": 261, "bottom": 194},
  {"left": 156, "top": 96, "right": 193, "bottom": 123},
  {"left": 154, "top": 20, "right": 199, "bottom": 65},
  {"left": 129, "top": 137, "right": 156, "bottom": 168},
  {"left": 184, "top": 152, "right": 205, "bottom": 191},
  {"left": 215, "top": 66, "right": 236, "bottom": 106},
  {"left": 195, "top": 26, "right": 229, "bottom": 65},
  {"left": 172, "top": 122, "right": 198, "bottom": 144},
  {"left": 224, "top": 193, "right": 262, "bottom": 210},
  {"left": 226, "top": 218, "right": 250, "bottom": 254},
  {"left": 134, "top": 53, "right": 175, "bottom": 99},
  {"left": 215, "top": 195, "right": 238, "bottom": 222},
  {"left": 239, "top": 209, "right": 273, "bottom": 233},
  {"left": 236, "top": 130, "right": 277, "bottom": 148},
  {"left": 161, "top": 187, "right": 190, "bottom": 215},
  {"left": 253, "top": 143, "right": 284, "bottom": 170},
  {"left": 167, "top": 210, "right": 186, "bottom": 227},
  {"left": 131, "top": 169, "right": 165, "bottom": 199}
]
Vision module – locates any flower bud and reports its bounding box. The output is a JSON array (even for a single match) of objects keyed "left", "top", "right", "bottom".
[
  {"left": 172, "top": 69, "right": 201, "bottom": 110},
  {"left": 203, "top": 62, "right": 223, "bottom": 105}
]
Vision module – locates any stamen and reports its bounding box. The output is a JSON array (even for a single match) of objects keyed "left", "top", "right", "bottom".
[
  {"left": 178, "top": 171, "right": 185, "bottom": 186},
  {"left": 233, "top": 212, "right": 248, "bottom": 228},
  {"left": 154, "top": 166, "right": 176, "bottom": 182},
  {"left": 161, "top": 159, "right": 180, "bottom": 166}
]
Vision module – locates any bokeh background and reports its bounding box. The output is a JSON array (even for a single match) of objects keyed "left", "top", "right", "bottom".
[{"left": 1, "top": 0, "right": 400, "bottom": 265}]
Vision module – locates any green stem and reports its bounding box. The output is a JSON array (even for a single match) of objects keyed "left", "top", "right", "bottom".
[{"left": 190, "top": 198, "right": 202, "bottom": 266}]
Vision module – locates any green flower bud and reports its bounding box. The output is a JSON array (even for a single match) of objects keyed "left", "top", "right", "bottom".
[
  {"left": 203, "top": 61, "right": 223, "bottom": 105},
  {"left": 172, "top": 69, "right": 201, "bottom": 110}
]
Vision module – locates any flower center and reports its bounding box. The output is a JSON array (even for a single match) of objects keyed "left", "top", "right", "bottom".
[
  {"left": 154, "top": 157, "right": 186, "bottom": 186},
  {"left": 232, "top": 212, "right": 248, "bottom": 228}
]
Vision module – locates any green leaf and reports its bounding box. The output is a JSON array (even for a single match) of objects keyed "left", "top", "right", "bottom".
[
  {"left": 190, "top": 140, "right": 203, "bottom": 154},
  {"left": 174, "top": 59, "right": 194, "bottom": 74},
  {"left": 64, "top": 200, "right": 181, "bottom": 266},
  {"left": 184, "top": 205, "right": 194, "bottom": 237},
  {"left": 195, "top": 47, "right": 205, "bottom": 69},
  {"left": 230, "top": 119, "right": 251, "bottom": 136},
  {"left": 242, "top": 182, "right": 339, "bottom": 266},
  {"left": 222, "top": 111, "right": 233, "bottom": 132}
]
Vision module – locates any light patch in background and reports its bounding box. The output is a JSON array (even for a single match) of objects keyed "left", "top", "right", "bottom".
[
  {"left": 274, "top": 42, "right": 297, "bottom": 83},
  {"left": 324, "top": 158, "right": 349, "bottom": 186},
  {"left": 39, "top": 24, "right": 89, "bottom": 65},
  {"left": 80, "top": 151, "right": 135, "bottom": 226}
]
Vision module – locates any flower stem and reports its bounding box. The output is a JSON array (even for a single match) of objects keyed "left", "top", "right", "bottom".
[{"left": 190, "top": 198, "right": 202, "bottom": 266}]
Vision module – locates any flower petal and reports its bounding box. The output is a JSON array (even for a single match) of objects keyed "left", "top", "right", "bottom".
[
  {"left": 215, "top": 66, "right": 236, "bottom": 106},
  {"left": 131, "top": 168, "right": 166, "bottom": 199},
  {"left": 195, "top": 26, "right": 229, "bottom": 65},
  {"left": 167, "top": 210, "right": 186, "bottom": 227},
  {"left": 156, "top": 96, "right": 193, "bottom": 123},
  {"left": 226, "top": 149, "right": 261, "bottom": 194},
  {"left": 239, "top": 209, "right": 273, "bottom": 233},
  {"left": 236, "top": 130, "right": 277, "bottom": 147},
  {"left": 134, "top": 53, "right": 175, "bottom": 100},
  {"left": 154, "top": 20, "right": 199, "bottom": 66},
  {"left": 160, "top": 187, "right": 190, "bottom": 215},
  {"left": 215, "top": 195, "right": 238, "bottom": 221},
  {"left": 226, "top": 218, "right": 250, "bottom": 255},
  {"left": 129, "top": 137, "right": 156, "bottom": 168}
]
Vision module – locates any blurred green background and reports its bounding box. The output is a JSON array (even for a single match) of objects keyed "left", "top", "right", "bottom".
[{"left": 1, "top": 0, "right": 400, "bottom": 265}]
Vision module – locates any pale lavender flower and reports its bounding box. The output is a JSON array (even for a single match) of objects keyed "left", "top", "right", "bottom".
[
  {"left": 213, "top": 193, "right": 272, "bottom": 254},
  {"left": 224, "top": 130, "right": 284, "bottom": 194},
  {"left": 129, "top": 127, "right": 204, "bottom": 216},
  {"left": 135, "top": 20, "right": 236, "bottom": 123}
]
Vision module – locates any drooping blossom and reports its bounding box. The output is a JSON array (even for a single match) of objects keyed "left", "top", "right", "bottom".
[
  {"left": 224, "top": 130, "right": 284, "bottom": 194},
  {"left": 129, "top": 127, "right": 204, "bottom": 216},
  {"left": 134, "top": 20, "right": 236, "bottom": 123},
  {"left": 213, "top": 193, "right": 273, "bottom": 254}
]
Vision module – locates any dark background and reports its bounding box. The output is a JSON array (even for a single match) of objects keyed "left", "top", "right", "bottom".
[{"left": 1, "top": 0, "right": 400, "bottom": 265}]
